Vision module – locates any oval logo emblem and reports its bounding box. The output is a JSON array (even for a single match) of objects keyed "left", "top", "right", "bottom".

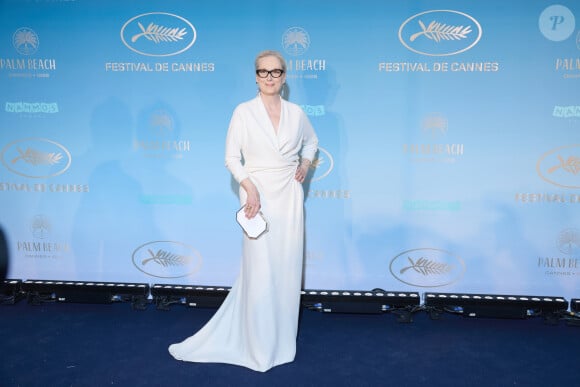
[
  {"left": 311, "top": 147, "right": 334, "bottom": 182},
  {"left": 13, "top": 27, "right": 39, "bottom": 55},
  {"left": 132, "top": 240, "right": 202, "bottom": 278},
  {"left": 1, "top": 138, "right": 72, "bottom": 178},
  {"left": 537, "top": 145, "right": 580, "bottom": 189},
  {"left": 390, "top": 248, "right": 465, "bottom": 287},
  {"left": 398, "top": 10, "right": 482, "bottom": 56},
  {"left": 121, "top": 12, "right": 196, "bottom": 57},
  {"left": 282, "top": 27, "right": 311, "bottom": 57}
]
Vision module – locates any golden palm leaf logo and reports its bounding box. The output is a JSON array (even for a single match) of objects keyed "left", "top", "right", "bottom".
[
  {"left": 398, "top": 10, "right": 482, "bottom": 56},
  {"left": 1, "top": 138, "right": 71, "bottom": 178},
  {"left": 537, "top": 145, "right": 580, "bottom": 189},
  {"left": 410, "top": 20, "right": 472, "bottom": 42},
  {"left": 132, "top": 241, "right": 203, "bottom": 278},
  {"left": 547, "top": 155, "right": 580, "bottom": 175},
  {"left": 121, "top": 13, "right": 196, "bottom": 57},
  {"left": 131, "top": 22, "right": 187, "bottom": 43},
  {"left": 142, "top": 248, "right": 193, "bottom": 267},
  {"left": 11, "top": 147, "right": 63, "bottom": 166},
  {"left": 400, "top": 256, "right": 453, "bottom": 276},
  {"left": 390, "top": 248, "right": 465, "bottom": 287}
]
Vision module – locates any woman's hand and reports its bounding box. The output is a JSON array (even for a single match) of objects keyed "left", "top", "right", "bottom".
[
  {"left": 295, "top": 159, "right": 311, "bottom": 183},
  {"left": 241, "top": 179, "right": 261, "bottom": 219}
]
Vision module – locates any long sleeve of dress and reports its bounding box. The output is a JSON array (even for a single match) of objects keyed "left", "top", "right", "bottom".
[
  {"left": 299, "top": 110, "right": 318, "bottom": 162},
  {"left": 224, "top": 106, "right": 250, "bottom": 184}
]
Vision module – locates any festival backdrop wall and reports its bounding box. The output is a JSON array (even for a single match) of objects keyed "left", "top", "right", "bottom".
[{"left": 1, "top": 0, "right": 578, "bottom": 300}]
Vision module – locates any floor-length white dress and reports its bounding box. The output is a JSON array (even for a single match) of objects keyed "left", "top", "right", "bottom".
[{"left": 168, "top": 95, "right": 318, "bottom": 372}]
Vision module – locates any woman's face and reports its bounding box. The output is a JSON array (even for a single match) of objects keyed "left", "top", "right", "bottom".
[{"left": 255, "top": 55, "right": 285, "bottom": 96}]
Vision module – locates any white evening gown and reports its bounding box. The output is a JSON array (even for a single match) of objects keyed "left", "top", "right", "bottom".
[{"left": 168, "top": 95, "right": 318, "bottom": 372}]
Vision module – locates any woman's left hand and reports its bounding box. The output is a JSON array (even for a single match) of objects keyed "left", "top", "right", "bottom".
[{"left": 295, "top": 160, "right": 311, "bottom": 183}]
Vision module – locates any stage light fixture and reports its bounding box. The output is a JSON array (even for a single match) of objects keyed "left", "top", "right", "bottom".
[
  {"left": 301, "top": 289, "right": 421, "bottom": 321},
  {"left": 21, "top": 279, "right": 150, "bottom": 309},
  {"left": 424, "top": 292, "right": 569, "bottom": 321},
  {"left": 565, "top": 298, "right": 580, "bottom": 326},
  {"left": 571, "top": 299, "right": 579, "bottom": 313},
  {"left": 151, "top": 284, "right": 230, "bottom": 310},
  {"left": 1, "top": 279, "right": 26, "bottom": 305}
]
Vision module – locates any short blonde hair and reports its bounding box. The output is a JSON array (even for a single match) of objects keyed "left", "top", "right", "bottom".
[{"left": 254, "top": 50, "right": 287, "bottom": 72}]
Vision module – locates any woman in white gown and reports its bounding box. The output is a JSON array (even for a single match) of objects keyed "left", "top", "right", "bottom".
[{"left": 168, "top": 50, "right": 318, "bottom": 372}]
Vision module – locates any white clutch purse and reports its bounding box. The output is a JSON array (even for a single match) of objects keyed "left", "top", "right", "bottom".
[{"left": 236, "top": 206, "right": 268, "bottom": 239}]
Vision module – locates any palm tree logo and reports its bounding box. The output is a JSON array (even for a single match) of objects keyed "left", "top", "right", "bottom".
[
  {"left": 32, "top": 215, "right": 51, "bottom": 239},
  {"left": 13, "top": 27, "right": 39, "bottom": 55},
  {"left": 149, "top": 110, "right": 174, "bottom": 135},
  {"left": 558, "top": 228, "right": 580, "bottom": 255},
  {"left": 422, "top": 113, "right": 448, "bottom": 137},
  {"left": 282, "top": 27, "right": 310, "bottom": 56}
]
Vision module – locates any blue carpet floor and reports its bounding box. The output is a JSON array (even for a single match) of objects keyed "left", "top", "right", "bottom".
[{"left": 1, "top": 300, "right": 578, "bottom": 386}]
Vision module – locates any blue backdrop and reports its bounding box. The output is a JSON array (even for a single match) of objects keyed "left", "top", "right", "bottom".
[{"left": 1, "top": 0, "right": 578, "bottom": 301}]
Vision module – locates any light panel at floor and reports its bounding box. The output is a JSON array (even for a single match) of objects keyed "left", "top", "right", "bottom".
[
  {"left": 424, "top": 292, "right": 569, "bottom": 320},
  {"left": 301, "top": 288, "right": 421, "bottom": 317},
  {"left": 151, "top": 284, "right": 231, "bottom": 310},
  {"left": 21, "top": 279, "right": 150, "bottom": 309},
  {"left": 1, "top": 279, "right": 25, "bottom": 305}
]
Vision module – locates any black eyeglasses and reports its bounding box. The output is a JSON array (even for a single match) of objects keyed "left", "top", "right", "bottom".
[{"left": 256, "top": 69, "right": 284, "bottom": 78}]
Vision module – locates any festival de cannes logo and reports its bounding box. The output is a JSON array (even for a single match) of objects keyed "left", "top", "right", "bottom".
[
  {"left": 537, "top": 145, "right": 580, "bottom": 189},
  {"left": 13, "top": 27, "right": 39, "bottom": 55},
  {"left": 311, "top": 147, "right": 334, "bottom": 182},
  {"left": 390, "top": 248, "right": 465, "bottom": 287},
  {"left": 398, "top": 10, "right": 482, "bottom": 56},
  {"left": 1, "top": 138, "right": 72, "bottom": 178},
  {"left": 558, "top": 228, "right": 580, "bottom": 255},
  {"left": 132, "top": 241, "right": 202, "bottom": 278},
  {"left": 121, "top": 12, "right": 196, "bottom": 57},
  {"left": 282, "top": 27, "right": 310, "bottom": 56}
]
